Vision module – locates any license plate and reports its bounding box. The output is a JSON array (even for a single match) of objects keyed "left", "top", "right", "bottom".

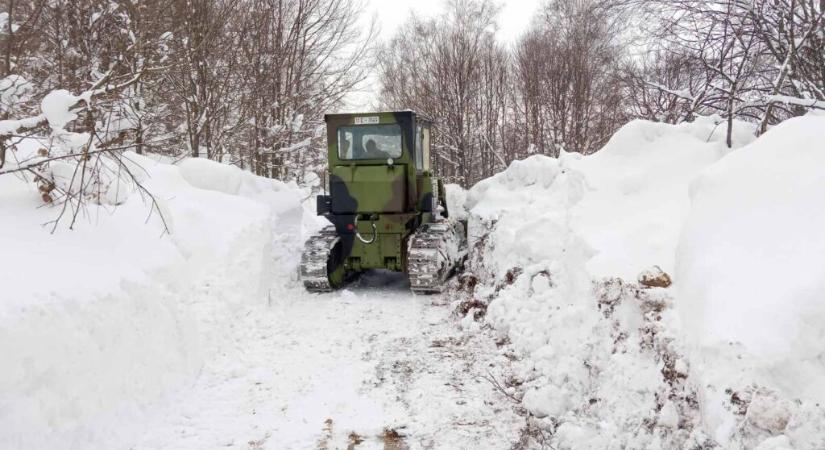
[{"left": 354, "top": 116, "right": 380, "bottom": 125}]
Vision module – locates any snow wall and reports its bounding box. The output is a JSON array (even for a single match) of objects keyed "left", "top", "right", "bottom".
[
  {"left": 0, "top": 147, "right": 311, "bottom": 448},
  {"left": 464, "top": 115, "right": 825, "bottom": 449},
  {"left": 677, "top": 116, "right": 825, "bottom": 447}
]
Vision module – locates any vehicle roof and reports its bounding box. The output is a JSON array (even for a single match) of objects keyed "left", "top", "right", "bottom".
[{"left": 324, "top": 110, "right": 434, "bottom": 124}]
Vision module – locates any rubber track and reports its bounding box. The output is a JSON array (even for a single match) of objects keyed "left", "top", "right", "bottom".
[
  {"left": 300, "top": 225, "right": 340, "bottom": 293},
  {"left": 407, "top": 222, "right": 457, "bottom": 294}
]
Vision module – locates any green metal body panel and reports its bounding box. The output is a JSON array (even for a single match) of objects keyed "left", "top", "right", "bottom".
[
  {"left": 319, "top": 111, "right": 443, "bottom": 274},
  {"left": 330, "top": 165, "right": 407, "bottom": 213}
]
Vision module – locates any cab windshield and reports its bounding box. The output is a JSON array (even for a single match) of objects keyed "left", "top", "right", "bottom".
[{"left": 338, "top": 124, "right": 403, "bottom": 160}]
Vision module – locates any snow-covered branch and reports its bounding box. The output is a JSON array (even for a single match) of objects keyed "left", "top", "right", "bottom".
[
  {"left": 764, "top": 95, "right": 825, "bottom": 111},
  {"left": 0, "top": 70, "right": 145, "bottom": 139},
  {"left": 644, "top": 81, "right": 696, "bottom": 102}
]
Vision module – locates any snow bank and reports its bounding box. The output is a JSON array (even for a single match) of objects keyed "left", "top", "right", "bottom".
[
  {"left": 572, "top": 116, "right": 754, "bottom": 279},
  {"left": 466, "top": 115, "right": 753, "bottom": 282},
  {"left": 0, "top": 151, "right": 306, "bottom": 448},
  {"left": 466, "top": 153, "right": 590, "bottom": 284},
  {"left": 464, "top": 116, "right": 825, "bottom": 448},
  {"left": 466, "top": 148, "right": 699, "bottom": 448},
  {"left": 176, "top": 157, "right": 279, "bottom": 197},
  {"left": 677, "top": 116, "right": 825, "bottom": 446}
]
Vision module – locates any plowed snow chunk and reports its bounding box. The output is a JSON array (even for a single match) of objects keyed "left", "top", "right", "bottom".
[
  {"left": 522, "top": 384, "right": 571, "bottom": 419},
  {"left": 638, "top": 266, "right": 672, "bottom": 288},
  {"left": 657, "top": 400, "right": 679, "bottom": 429},
  {"left": 746, "top": 391, "right": 793, "bottom": 434}
]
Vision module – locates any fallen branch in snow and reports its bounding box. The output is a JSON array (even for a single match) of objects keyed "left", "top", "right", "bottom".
[
  {"left": 478, "top": 369, "right": 523, "bottom": 404},
  {"left": 47, "top": 129, "right": 96, "bottom": 231},
  {"left": 112, "top": 152, "right": 171, "bottom": 235},
  {"left": 0, "top": 58, "right": 179, "bottom": 233},
  {"left": 478, "top": 369, "right": 553, "bottom": 448},
  {"left": 0, "top": 120, "right": 170, "bottom": 234},
  {"left": 27, "top": 129, "right": 169, "bottom": 234},
  {"left": 0, "top": 145, "right": 117, "bottom": 176}
]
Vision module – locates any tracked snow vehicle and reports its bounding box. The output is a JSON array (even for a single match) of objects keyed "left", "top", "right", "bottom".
[{"left": 301, "top": 111, "right": 466, "bottom": 293}]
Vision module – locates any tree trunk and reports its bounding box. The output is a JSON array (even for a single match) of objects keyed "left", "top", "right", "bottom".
[{"left": 5, "top": 0, "right": 14, "bottom": 77}]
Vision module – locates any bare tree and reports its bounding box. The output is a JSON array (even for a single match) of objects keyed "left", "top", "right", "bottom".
[
  {"left": 513, "top": 0, "right": 628, "bottom": 155},
  {"left": 236, "top": 0, "right": 376, "bottom": 181},
  {"left": 619, "top": 48, "right": 710, "bottom": 123},
  {"left": 378, "top": 0, "right": 510, "bottom": 185},
  {"left": 749, "top": 0, "right": 825, "bottom": 133},
  {"left": 637, "top": 0, "right": 824, "bottom": 144}
]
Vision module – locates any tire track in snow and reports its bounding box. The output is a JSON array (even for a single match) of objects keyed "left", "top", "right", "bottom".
[{"left": 131, "top": 271, "right": 523, "bottom": 450}]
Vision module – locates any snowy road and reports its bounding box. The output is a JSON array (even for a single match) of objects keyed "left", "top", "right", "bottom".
[{"left": 133, "top": 272, "right": 523, "bottom": 450}]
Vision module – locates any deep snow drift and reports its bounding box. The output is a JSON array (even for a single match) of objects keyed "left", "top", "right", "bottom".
[
  {"left": 462, "top": 115, "right": 825, "bottom": 449},
  {"left": 0, "top": 145, "right": 309, "bottom": 448},
  {"left": 677, "top": 116, "right": 825, "bottom": 447}
]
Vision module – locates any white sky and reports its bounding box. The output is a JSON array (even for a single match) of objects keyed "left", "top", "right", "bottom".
[
  {"left": 344, "top": 0, "right": 544, "bottom": 110},
  {"left": 364, "top": 0, "right": 543, "bottom": 44}
]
